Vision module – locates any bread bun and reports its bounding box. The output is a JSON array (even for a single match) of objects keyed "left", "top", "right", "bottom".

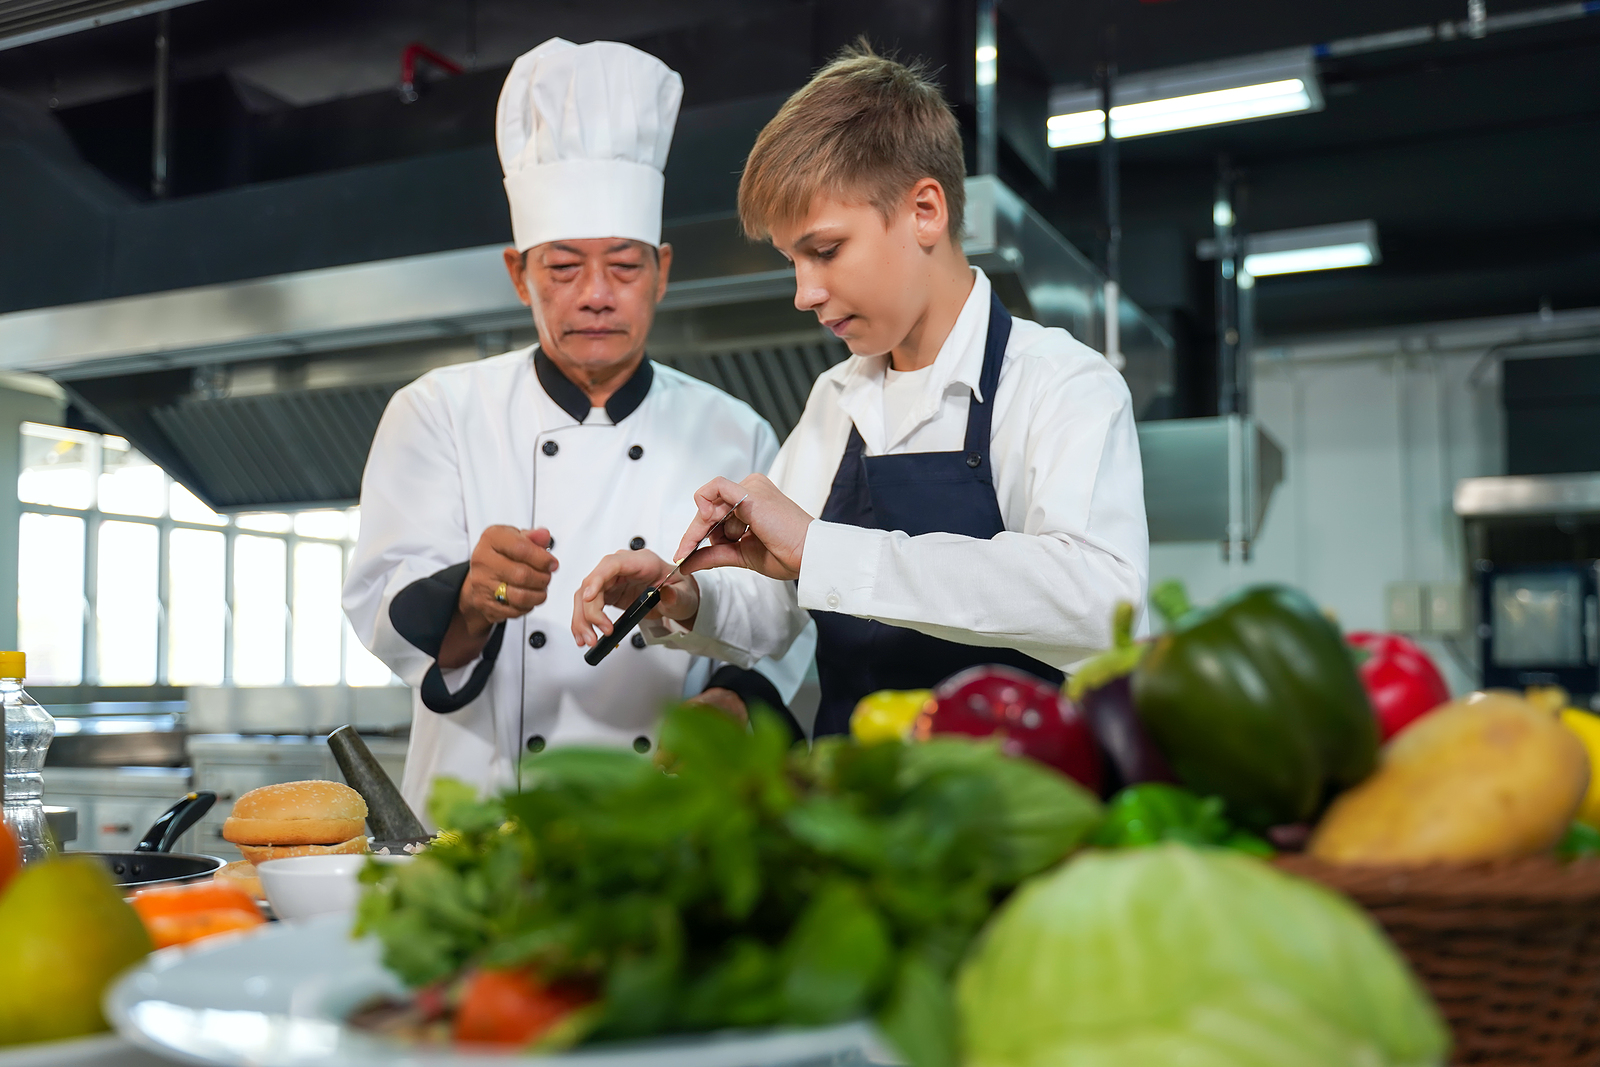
[
  {"left": 222, "top": 781, "right": 367, "bottom": 846},
  {"left": 214, "top": 860, "right": 264, "bottom": 901},
  {"left": 223, "top": 816, "right": 367, "bottom": 846},
  {"left": 238, "top": 835, "right": 370, "bottom": 865}
]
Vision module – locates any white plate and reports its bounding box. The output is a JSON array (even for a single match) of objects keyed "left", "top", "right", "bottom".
[
  {"left": 106, "top": 914, "right": 890, "bottom": 1067},
  {"left": 0, "top": 1033, "right": 174, "bottom": 1067}
]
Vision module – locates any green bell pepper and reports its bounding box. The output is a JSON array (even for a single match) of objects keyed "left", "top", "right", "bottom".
[
  {"left": 1091, "top": 783, "right": 1273, "bottom": 856},
  {"left": 1131, "top": 581, "right": 1379, "bottom": 830},
  {"left": 1557, "top": 821, "right": 1600, "bottom": 860}
]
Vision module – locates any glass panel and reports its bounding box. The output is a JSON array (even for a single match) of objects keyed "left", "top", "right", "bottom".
[
  {"left": 17, "top": 513, "right": 85, "bottom": 684},
  {"left": 293, "top": 510, "right": 347, "bottom": 540},
  {"left": 170, "top": 482, "right": 226, "bottom": 526},
  {"left": 19, "top": 423, "right": 95, "bottom": 510},
  {"left": 168, "top": 528, "right": 225, "bottom": 686},
  {"left": 235, "top": 513, "right": 293, "bottom": 533},
  {"left": 292, "top": 541, "right": 343, "bottom": 685},
  {"left": 233, "top": 535, "right": 287, "bottom": 685},
  {"left": 1492, "top": 572, "right": 1584, "bottom": 667},
  {"left": 98, "top": 438, "right": 165, "bottom": 518},
  {"left": 96, "top": 521, "right": 159, "bottom": 685},
  {"left": 345, "top": 619, "right": 395, "bottom": 686}
]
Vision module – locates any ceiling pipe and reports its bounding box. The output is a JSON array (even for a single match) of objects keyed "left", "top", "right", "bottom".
[
  {"left": 1098, "top": 25, "right": 1123, "bottom": 370},
  {"left": 1313, "top": 0, "right": 1598, "bottom": 59},
  {"left": 974, "top": 0, "right": 998, "bottom": 177},
  {"left": 151, "top": 10, "right": 171, "bottom": 199},
  {"left": 398, "top": 43, "right": 463, "bottom": 104}
]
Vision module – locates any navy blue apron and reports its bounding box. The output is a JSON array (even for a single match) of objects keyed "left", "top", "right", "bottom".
[{"left": 809, "top": 291, "right": 1065, "bottom": 737}]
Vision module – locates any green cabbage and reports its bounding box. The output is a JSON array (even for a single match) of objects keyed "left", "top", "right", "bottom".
[{"left": 957, "top": 845, "right": 1448, "bottom": 1067}]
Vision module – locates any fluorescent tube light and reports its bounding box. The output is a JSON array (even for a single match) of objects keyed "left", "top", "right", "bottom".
[
  {"left": 1198, "top": 220, "right": 1381, "bottom": 278},
  {"left": 1049, "top": 48, "right": 1323, "bottom": 148},
  {"left": 1244, "top": 243, "right": 1372, "bottom": 276}
]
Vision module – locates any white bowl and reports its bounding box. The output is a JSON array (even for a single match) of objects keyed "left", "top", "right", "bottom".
[{"left": 256, "top": 853, "right": 412, "bottom": 921}]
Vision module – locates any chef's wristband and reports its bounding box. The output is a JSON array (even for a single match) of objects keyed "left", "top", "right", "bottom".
[
  {"left": 390, "top": 561, "right": 505, "bottom": 713},
  {"left": 705, "top": 666, "right": 804, "bottom": 743}
]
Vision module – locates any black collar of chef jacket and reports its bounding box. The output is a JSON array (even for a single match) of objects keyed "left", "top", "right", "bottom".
[{"left": 533, "top": 348, "right": 654, "bottom": 425}]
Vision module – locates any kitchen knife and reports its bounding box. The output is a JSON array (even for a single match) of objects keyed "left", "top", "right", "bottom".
[
  {"left": 583, "top": 496, "right": 748, "bottom": 667},
  {"left": 583, "top": 560, "right": 683, "bottom": 666}
]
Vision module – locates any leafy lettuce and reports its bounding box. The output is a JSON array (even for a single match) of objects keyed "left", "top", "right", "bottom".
[{"left": 356, "top": 705, "right": 1102, "bottom": 1067}]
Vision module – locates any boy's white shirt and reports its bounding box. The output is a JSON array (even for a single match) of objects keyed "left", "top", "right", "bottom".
[{"left": 644, "top": 267, "right": 1150, "bottom": 673}]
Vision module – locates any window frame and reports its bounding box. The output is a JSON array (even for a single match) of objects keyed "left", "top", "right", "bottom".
[{"left": 18, "top": 423, "right": 382, "bottom": 687}]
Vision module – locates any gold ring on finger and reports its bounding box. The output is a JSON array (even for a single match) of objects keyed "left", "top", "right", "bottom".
[{"left": 494, "top": 581, "right": 509, "bottom": 605}]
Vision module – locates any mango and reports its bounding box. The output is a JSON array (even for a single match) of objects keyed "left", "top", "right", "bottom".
[
  {"left": 1310, "top": 691, "right": 1589, "bottom": 866},
  {"left": 0, "top": 856, "right": 153, "bottom": 1045}
]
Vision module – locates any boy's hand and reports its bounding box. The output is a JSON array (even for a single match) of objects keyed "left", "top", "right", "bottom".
[{"left": 673, "top": 474, "right": 813, "bottom": 582}]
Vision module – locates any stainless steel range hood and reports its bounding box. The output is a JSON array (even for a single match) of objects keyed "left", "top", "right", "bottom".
[
  {"left": 1139, "top": 415, "right": 1285, "bottom": 548},
  {"left": 0, "top": 176, "right": 1175, "bottom": 513},
  {"left": 1455, "top": 473, "right": 1600, "bottom": 517}
]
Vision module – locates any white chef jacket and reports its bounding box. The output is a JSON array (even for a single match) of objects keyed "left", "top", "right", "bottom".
[
  {"left": 344, "top": 346, "right": 815, "bottom": 816},
  {"left": 648, "top": 268, "right": 1148, "bottom": 672}
]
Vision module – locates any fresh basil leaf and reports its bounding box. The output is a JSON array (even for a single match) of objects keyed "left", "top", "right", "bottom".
[{"left": 780, "top": 879, "right": 891, "bottom": 1024}]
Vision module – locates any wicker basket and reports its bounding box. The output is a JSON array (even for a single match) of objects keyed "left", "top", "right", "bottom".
[{"left": 1277, "top": 855, "right": 1600, "bottom": 1067}]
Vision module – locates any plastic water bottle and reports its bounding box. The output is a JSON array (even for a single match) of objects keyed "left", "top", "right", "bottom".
[{"left": 2, "top": 652, "right": 55, "bottom": 864}]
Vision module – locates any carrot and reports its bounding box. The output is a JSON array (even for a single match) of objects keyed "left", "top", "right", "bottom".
[
  {"left": 130, "top": 880, "right": 259, "bottom": 922},
  {"left": 143, "top": 908, "right": 265, "bottom": 949}
]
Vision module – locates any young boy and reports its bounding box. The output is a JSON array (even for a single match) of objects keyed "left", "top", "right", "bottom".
[{"left": 573, "top": 45, "right": 1149, "bottom": 737}]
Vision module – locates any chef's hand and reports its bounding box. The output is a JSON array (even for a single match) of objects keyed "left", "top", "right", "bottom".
[
  {"left": 673, "top": 474, "right": 812, "bottom": 582},
  {"left": 440, "top": 527, "right": 557, "bottom": 668},
  {"left": 571, "top": 549, "right": 700, "bottom": 649},
  {"left": 686, "top": 687, "right": 749, "bottom": 725}
]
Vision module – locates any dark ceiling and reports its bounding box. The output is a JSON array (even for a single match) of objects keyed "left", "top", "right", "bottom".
[{"left": 1, "top": 0, "right": 1597, "bottom": 416}]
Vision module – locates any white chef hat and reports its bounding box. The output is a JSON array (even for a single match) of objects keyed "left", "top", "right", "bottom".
[{"left": 496, "top": 38, "right": 683, "bottom": 251}]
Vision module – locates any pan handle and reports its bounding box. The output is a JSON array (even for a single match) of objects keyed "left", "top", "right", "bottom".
[{"left": 136, "top": 791, "right": 217, "bottom": 853}]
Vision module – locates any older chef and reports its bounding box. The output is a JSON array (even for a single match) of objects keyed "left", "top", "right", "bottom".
[{"left": 344, "top": 38, "right": 813, "bottom": 814}]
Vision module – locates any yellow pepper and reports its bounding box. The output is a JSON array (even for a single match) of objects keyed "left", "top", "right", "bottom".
[
  {"left": 850, "top": 690, "right": 932, "bottom": 745},
  {"left": 1560, "top": 707, "right": 1600, "bottom": 829}
]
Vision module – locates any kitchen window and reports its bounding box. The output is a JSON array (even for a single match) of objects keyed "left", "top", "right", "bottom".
[{"left": 17, "top": 422, "right": 396, "bottom": 687}]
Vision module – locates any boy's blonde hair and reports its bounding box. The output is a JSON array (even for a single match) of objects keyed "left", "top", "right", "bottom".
[{"left": 738, "top": 42, "right": 966, "bottom": 242}]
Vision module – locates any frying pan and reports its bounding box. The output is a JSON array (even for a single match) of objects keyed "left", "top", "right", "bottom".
[{"left": 80, "top": 791, "right": 227, "bottom": 890}]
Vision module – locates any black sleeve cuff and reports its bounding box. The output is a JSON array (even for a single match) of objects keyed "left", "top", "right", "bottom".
[
  {"left": 389, "top": 562, "right": 504, "bottom": 714},
  {"left": 707, "top": 665, "right": 804, "bottom": 743},
  {"left": 389, "top": 562, "right": 470, "bottom": 657},
  {"left": 419, "top": 623, "right": 506, "bottom": 713}
]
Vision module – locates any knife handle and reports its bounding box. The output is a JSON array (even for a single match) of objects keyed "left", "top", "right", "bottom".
[{"left": 584, "top": 585, "right": 662, "bottom": 665}]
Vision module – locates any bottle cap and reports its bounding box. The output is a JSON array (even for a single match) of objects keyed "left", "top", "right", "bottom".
[{"left": 0, "top": 651, "right": 24, "bottom": 678}]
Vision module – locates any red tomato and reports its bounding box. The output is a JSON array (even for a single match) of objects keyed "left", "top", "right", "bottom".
[
  {"left": 453, "top": 968, "right": 589, "bottom": 1046},
  {"left": 917, "top": 665, "right": 1103, "bottom": 793},
  {"left": 1347, "top": 632, "right": 1452, "bottom": 741}
]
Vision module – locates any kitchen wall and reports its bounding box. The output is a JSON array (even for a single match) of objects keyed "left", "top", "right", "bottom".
[{"left": 1149, "top": 339, "right": 1510, "bottom": 697}]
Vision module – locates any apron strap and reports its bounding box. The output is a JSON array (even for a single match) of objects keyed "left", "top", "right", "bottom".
[{"left": 962, "top": 291, "right": 1013, "bottom": 463}]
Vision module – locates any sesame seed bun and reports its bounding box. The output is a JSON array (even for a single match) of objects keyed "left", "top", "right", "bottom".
[{"left": 222, "top": 781, "right": 368, "bottom": 846}]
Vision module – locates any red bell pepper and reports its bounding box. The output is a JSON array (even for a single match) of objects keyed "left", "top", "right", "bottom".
[
  {"left": 1346, "top": 632, "right": 1451, "bottom": 741},
  {"left": 917, "top": 665, "right": 1104, "bottom": 793}
]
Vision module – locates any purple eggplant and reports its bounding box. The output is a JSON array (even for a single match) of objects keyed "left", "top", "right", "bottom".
[{"left": 1067, "top": 601, "right": 1174, "bottom": 795}]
